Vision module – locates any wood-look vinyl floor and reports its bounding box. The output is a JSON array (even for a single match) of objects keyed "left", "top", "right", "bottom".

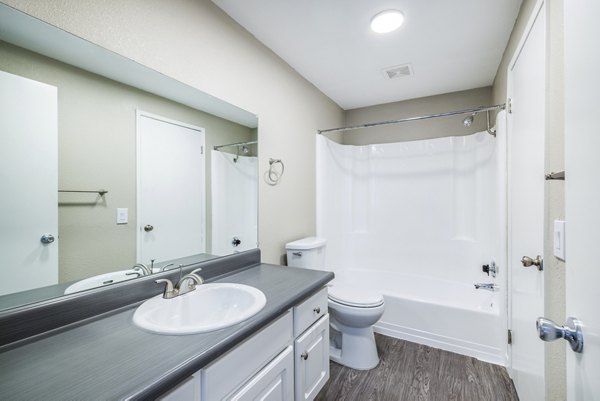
[{"left": 316, "top": 334, "right": 519, "bottom": 401}]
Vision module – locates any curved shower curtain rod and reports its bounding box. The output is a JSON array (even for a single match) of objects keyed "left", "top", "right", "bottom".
[{"left": 317, "top": 104, "right": 506, "bottom": 137}]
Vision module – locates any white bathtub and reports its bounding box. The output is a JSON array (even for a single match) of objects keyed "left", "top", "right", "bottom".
[{"left": 333, "top": 269, "right": 506, "bottom": 365}]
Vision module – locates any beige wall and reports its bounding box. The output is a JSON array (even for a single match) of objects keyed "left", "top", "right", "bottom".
[
  {"left": 492, "top": 0, "right": 566, "bottom": 399},
  {"left": 0, "top": 41, "right": 255, "bottom": 282},
  {"left": 1, "top": 0, "right": 345, "bottom": 265},
  {"left": 342, "top": 87, "right": 493, "bottom": 145}
]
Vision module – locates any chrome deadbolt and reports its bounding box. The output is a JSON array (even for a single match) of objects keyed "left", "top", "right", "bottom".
[
  {"left": 40, "top": 234, "right": 55, "bottom": 244},
  {"left": 521, "top": 255, "right": 543, "bottom": 271},
  {"left": 536, "top": 316, "right": 583, "bottom": 353},
  {"left": 144, "top": 225, "right": 154, "bottom": 232}
]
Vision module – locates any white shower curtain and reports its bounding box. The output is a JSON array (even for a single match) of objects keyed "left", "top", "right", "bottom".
[
  {"left": 316, "top": 131, "right": 498, "bottom": 283},
  {"left": 211, "top": 150, "right": 258, "bottom": 256}
]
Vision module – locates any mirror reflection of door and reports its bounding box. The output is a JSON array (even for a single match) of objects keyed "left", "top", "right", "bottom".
[
  {"left": 137, "top": 111, "right": 206, "bottom": 264},
  {"left": 0, "top": 71, "right": 58, "bottom": 295}
]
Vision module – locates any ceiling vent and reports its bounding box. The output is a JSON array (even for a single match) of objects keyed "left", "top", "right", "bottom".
[{"left": 382, "top": 63, "right": 413, "bottom": 80}]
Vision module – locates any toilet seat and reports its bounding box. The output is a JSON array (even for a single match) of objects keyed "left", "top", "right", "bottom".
[{"left": 328, "top": 283, "right": 384, "bottom": 308}]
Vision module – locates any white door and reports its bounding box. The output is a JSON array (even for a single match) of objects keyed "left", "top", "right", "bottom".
[
  {"left": 506, "top": 2, "right": 546, "bottom": 400},
  {"left": 564, "top": 0, "right": 600, "bottom": 398},
  {"left": 137, "top": 111, "right": 205, "bottom": 264},
  {"left": 0, "top": 71, "right": 58, "bottom": 296}
]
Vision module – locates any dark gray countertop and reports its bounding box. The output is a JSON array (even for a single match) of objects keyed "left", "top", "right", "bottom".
[{"left": 0, "top": 264, "right": 333, "bottom": 400}]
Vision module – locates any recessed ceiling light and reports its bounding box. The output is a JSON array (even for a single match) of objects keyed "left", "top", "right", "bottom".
[{"left": 370, "top": 10, "right": 405, "bottom": 34}]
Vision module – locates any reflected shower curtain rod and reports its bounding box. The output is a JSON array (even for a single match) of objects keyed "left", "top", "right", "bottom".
[
  {"left": 317, "top": 104, "right": 506, "bottom": 135},
  {"left": 213, "top": 140, "right": 258, "bottom": 150}
]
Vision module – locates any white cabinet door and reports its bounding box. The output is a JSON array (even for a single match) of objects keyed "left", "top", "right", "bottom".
[
  {"left": 294, "top": 315, "right": 329, "bottom": 401},
  {"left": 0, "top": 70, "right": 58, "bottom": 296},
  {"left": 564, "top": 0, "right": 600, "bottom": 398},
  {"left": 230, "top": 346, "right": 294, "bottom": 401}
]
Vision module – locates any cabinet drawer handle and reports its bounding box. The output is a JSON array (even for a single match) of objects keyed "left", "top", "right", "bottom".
[
  {"left": 313, "top": 307, "right": 321, "bottom": 314},
  {"left": 301, "top": 351, "right": 309, "bottom": 360}
]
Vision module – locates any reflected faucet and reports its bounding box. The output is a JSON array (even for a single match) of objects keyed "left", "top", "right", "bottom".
[{"left": 132, "top": 263, "right": 152, "bottom": 276}]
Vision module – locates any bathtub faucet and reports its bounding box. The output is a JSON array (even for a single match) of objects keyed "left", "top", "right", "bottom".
[{"left": 474, "top": 283, "right": 498, "bottom": 291}]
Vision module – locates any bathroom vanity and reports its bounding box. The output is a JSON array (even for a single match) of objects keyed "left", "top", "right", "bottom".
[
  {"left": 0, "top": 250, "right": 333, "bottom": 400},
  {"left": 160, "top": 287, "right": 329, "bottom": 401}
]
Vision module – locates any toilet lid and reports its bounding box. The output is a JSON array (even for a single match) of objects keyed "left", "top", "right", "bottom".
[{"left": 328, "top": 283, "right": 384, "bottom": 308}]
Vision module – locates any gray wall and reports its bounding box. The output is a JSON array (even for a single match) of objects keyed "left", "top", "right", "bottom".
[
  {"left": 1, "top": 0, "right": 345, "bottom": 265},
  {"left": 342, "top": 87, "right": 493, "bottom": 145},
  {"left": 0, "top": 41, "right": 254, "bottom": 282},
  {"left": 492, "top": 0, "right": 566, "bottom": 399}
]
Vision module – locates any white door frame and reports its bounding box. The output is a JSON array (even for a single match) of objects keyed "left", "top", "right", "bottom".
[
  {"left": 506, "top": 0, "right": 546, "bottom": 379},
  {"left": 135, "top": 110, "right": 206, "bottom": 262}
]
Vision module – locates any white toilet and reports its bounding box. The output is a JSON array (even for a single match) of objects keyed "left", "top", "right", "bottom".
[{"left": 286, "top": 237, "right": 385, "bottom": 370}]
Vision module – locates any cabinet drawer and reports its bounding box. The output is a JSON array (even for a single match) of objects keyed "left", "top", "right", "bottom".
[
  {"left": 293, "top": 287, "right": 328, "bottom": 337},
  {"left": 201, "top": 310, "right": 293, "bottom": 401}
]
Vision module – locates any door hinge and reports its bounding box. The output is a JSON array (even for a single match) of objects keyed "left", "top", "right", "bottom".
[
  {"left": 508, "top": 329, "right": 513, "bottom": 345},
  {"left": 507, "top": 98, "right": 513, "bottom": 114},
  {"left": 201, "top": 145, "right": 204, "bottom": 155}
]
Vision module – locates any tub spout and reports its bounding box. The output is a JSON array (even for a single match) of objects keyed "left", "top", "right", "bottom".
[{"left": 474, "top": 283, "right": 498, "bottom": 291}]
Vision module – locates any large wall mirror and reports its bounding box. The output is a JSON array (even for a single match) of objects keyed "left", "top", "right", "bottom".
[{"left": 0, "top": 5, "right": 258, "bottom": 310}]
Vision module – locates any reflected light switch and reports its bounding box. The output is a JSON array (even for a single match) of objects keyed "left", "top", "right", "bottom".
[
  {"left": 553, "top": 220, "right": 565, "bottom": 260},
  {"left": 117, "top": 208, "right": 128, "bottom": 225}
]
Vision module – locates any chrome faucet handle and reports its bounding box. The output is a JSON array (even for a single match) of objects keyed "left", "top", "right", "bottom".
[
  {"left": 189, "top": 268, "right": 204, "bottom": 285},
  {"left": 176, "top": 270, "right": 204, "bottom": 295},
  {"left": 155, "top": 278, "right": 178, "bottom": 299},
  {"left": 160, "top": 263, "right": 176, "bottom": 272}
]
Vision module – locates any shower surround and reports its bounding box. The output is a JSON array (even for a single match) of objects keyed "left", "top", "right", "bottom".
[{"left": 317, "top": 127, "right": 507, "bottom": 365}]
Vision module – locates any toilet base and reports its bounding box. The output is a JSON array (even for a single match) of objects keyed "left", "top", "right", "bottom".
[{"left": 329, "top": 320, "right": 380, "bottom": 370}]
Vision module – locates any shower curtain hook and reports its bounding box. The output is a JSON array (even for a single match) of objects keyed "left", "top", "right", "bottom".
[{"left": 486, "top": 110, "right": 497, "bottom": 137}]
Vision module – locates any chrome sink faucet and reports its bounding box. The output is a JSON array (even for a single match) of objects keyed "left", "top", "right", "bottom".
[
  {"left": 155, "top": 268, "right": 204, "bottom": 299},
  {"left": 474, "top": 283, "right": 498, "bottom": 291}
]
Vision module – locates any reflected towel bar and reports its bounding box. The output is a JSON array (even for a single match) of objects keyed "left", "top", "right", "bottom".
[{"left": 58, "top": 189, "right": 108, "bottom": 196}]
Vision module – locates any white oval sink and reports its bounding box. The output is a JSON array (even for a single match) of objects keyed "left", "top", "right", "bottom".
[
  {"left": 64, "top": 269, "right": 138, "bottom": 294},
  {"left": 133, "top": 283, "right": 267, "bottom": 335}
]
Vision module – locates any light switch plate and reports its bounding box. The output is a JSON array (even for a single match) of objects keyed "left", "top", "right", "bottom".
[
  {"left": 116, "top": 208, "right": 128, "bottom": 225},
  {"left": 553, "top": 220, "right": 565, "bottom": 260}
]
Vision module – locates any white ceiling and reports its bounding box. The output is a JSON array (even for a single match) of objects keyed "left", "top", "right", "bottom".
[{"left": 212, "top": 0, "right": 522, "bottom": 110}]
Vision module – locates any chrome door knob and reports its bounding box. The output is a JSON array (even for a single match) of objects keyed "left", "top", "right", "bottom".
[
  {"left": 536, "top": 316, "right": 583, "bottom": 353},
  {"left": 40, "top": 234, "right": 55, "bottom": 244},
  {"left": 144, "top": 224, "right": 154, "bottom": 232},
  {"left": 521, "top": 255, "right": 543, "bottom": 271}
]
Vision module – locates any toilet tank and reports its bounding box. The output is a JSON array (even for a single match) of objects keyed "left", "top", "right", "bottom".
[{"left": 285, "top": 237, "right": 327, "bottom": 269}]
